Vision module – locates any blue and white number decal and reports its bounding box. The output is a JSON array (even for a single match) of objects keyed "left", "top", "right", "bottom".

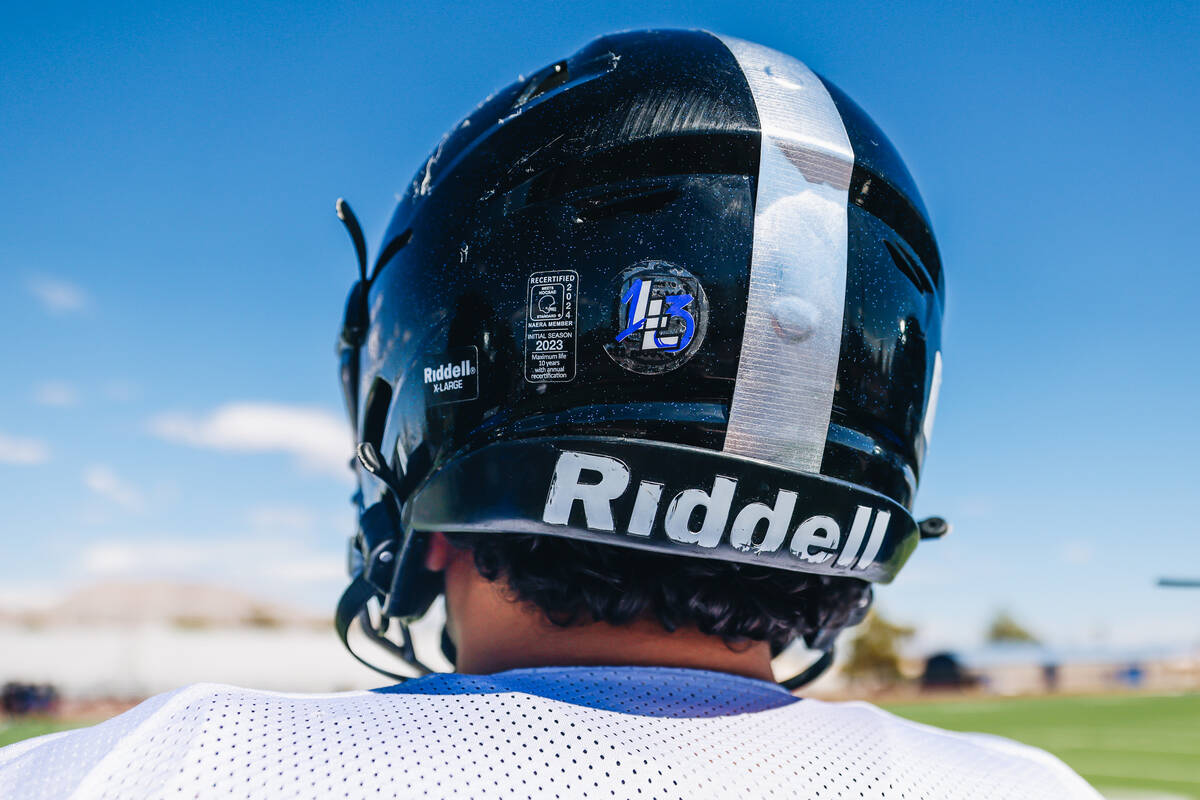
[{"left": 606, "top": 262, "right": 708, "bottom": 374}]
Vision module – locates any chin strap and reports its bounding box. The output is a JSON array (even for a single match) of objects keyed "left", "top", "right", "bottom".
[
  {"left": 335, "top": 573, "right": 432, "bottom": 682},
  {"left": 779, "top": 648, "right": 835, "bottom": 691},
  {"left": 335, "top": 440, "right": 438, "bottom": 682}
]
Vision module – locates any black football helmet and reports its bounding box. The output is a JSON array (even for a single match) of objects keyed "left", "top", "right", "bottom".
[{"left": 333, "top": 29, "right": 947, "bottom": 686}]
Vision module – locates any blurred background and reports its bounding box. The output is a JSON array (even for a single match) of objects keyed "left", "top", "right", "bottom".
[{"left": 1, "top": 1, "right": 1197, "bottom": 795}]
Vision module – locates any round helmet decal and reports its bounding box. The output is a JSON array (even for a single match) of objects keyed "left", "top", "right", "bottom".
[{"left": 604, "top": 261, "right": 709, "bottom": 375}]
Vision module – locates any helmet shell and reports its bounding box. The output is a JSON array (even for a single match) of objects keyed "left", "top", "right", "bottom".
[{"left": 343, "top": 30, "right": 944, "bottom": 619}]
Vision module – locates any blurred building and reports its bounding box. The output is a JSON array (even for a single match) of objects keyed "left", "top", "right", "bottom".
[
  {"left": 0, "top": 581, "right": 448, "bottom": 698},
  {"left": 930, "top": 642, "right": 1200, "bottom": 695}
]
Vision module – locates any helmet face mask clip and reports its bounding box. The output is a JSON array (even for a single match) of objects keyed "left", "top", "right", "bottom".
[{"left": 332, "top": 30, "right": 946, "bottom": 688}]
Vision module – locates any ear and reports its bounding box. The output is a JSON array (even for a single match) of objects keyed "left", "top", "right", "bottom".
[{"left": 424, "top": 531, "right": 455, "bottom": 572}]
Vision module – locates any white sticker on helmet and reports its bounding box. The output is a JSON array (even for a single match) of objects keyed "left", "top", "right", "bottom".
[{"left": 714, "top": 35, "right": 854, "bottom": 474}]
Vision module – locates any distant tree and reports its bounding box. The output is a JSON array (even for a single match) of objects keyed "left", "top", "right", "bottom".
[
  {"left": 242, "top": 606, "right": 284, "bottom": 629},
  {"left": 842, "top": 609, "right": 915, "bottom": 686},
  {"left": 170, "top": 615, "right": 212, "bottom": 631},
  {"left": 986, "top": 611, "right": 1039, "bottom": 644}
]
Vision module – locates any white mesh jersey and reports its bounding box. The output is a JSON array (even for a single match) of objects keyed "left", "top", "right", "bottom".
[{"left": 0, "top": 666, "right": 1100, "bottom": 800}]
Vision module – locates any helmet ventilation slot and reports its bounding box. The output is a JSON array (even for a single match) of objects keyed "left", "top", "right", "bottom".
[
  {"left": 514, "top": 61, "right": 571, "bottom": 107},
  {"left": 504, "top": 134, "right": 756, "bottom": 211},
  {"left": 885, "top": 240, "right": 934, "bottom": 295},
  {"left": 361, "top": 378, "right": 393, "bottom": 452},
  {"left": 574, "top": 184, "right": 682, "bottom": 221},
  {"left": 851, "top": 167, "right": 941, "bottom": 291}
]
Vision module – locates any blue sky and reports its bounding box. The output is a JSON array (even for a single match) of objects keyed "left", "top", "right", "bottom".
[{"left": 1, "top": 0, "right": 1197, "bottom": 650}]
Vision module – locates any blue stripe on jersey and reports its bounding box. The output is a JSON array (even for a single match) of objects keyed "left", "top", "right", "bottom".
[{"left": 372, "top": 666, "right": 798, "bottom": 718}]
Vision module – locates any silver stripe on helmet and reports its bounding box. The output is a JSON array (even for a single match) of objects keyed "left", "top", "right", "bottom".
[{"left": 714, "top": 35, "right": 854, "bottom": 474}]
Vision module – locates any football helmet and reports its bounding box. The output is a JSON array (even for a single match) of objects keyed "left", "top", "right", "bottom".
[{"left": 333, "top": 29, "right": 947, "bottom": 685}]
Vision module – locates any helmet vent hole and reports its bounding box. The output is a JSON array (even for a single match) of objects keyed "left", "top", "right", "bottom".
[
  {"left": 575, "top": 185, "right": 681, "bottom": 221},
  {"left": 361, "top": 378, "right": 393, "bottom": 452},
  {"left": 885, "top": 240, "right": 933, "bottom": 295},
  {"left": 852, "top": 167, "right": 942, "bottom": 291},
  {"left": 515, "top": 61, "right": 570, "bottom": 107}
]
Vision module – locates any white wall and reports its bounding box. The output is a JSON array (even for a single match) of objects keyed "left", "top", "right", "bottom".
[{"left": 0, "top": 622, "right": 448, "bottom": 697}]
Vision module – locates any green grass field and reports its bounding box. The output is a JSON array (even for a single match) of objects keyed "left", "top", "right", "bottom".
[
  {"left": 3, "top": 693, "right": 1197, "bottom": 797},
  {"left": 884, "top": 692, "right": 1200, "bottom": 798},
  {"left": 0, "top": 718, "right": 89, "bottom": 748}
]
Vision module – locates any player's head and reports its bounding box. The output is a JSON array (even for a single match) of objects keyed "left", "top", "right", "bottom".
[{"left": 333, "top": 29, "right": 946, "bottom": 685}]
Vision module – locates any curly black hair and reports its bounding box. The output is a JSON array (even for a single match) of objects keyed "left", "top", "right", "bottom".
[{"left": 444, "top": 532, "right": 872, "bottom": 652}]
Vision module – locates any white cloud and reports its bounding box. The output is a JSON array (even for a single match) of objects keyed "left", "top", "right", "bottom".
[
  {"left": 248, "top": 505, "right": 318, "bottom": 532},
  {"left": 263, "top": 557, "right": 345, "bottom": 584},
  {"left": 27, "top": 276, "right": 89, "bottom": 312},
  {"left": 0, "top": 432, "right": 50, "bottom": 464},
  {"left": 34, "top": 380, "right": 79, "bottom": 407},
  {"left": 80, "top": 537, "right": 345, "bottom": 588},
  {"left": 83, "top": 464, "right": 145, "bottom": 512},
  {"left": 102, "top": 380, "right": 139, "bottom": 402},
  {"left": 82, "top": 540, "right": 224, "bottom": 576},
  {"left": 149, "top": 402, "right": 352, "bottom": 478},
  {"left": 82, "top": 542, "right": 141, "bottom": 574},
  {"left": 0, "top": 580, "right": 66, "bottom": 612}
]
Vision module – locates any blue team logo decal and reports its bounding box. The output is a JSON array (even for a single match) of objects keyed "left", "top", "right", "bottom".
[{"left": 605, "top": 261, "right": 708, "bottom": 374}]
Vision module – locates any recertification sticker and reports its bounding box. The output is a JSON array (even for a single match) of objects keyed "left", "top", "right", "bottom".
[{"left": 525, "top": 270, "right": 578, "bottom": 383}]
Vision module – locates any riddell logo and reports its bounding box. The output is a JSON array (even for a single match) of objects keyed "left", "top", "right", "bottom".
[
  {"left": 421, "top": 346, "right": 479, "bottom": 406},
  {"left": 542, "top": 450, "right": 890, "bottom": 571},
  {"left": 423, "top": 359, "right": 476, "bottom": 384}
]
